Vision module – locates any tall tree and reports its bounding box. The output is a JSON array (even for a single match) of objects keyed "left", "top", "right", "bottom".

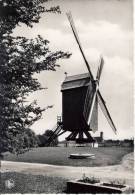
[{"left": 0, "top": 0, "right": 71, "bottom": 156}]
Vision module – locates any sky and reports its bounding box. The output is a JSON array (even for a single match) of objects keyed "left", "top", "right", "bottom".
[{"left": 13, "top": 0, "right": 133, "bottom": 140}]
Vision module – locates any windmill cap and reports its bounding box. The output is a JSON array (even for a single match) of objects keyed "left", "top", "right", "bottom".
[{"left": 61, "top": 73, "right": 91, "bottom": 91}]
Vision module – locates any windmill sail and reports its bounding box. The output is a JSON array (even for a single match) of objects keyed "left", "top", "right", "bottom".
[
  {"left": 83, "top": 84, "right": 93, "bottom": 120},
  {"left": 87, "top": 83, "right": 98, "bottom": 126},
  {"left": 83, "top": 57, "right": 104, "bottom": 128},
  {"left": 97, "top": 91, "right": 117, "bottom": 134},
  {"left": 67, "top": 11, "right": 117, "bottom": 135},
  {"left": 96, "top": 57, "right": 104, "bottom": 81},
  {"left": 66, "top": 12, "right": 94, "bottom": 81}
]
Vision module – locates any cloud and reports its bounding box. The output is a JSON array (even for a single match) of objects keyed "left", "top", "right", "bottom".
[
  {"left": 64, "top": 19, "right": 133, "bottom": 59},
  {"left": 14, "top": 17, "right": 132, "bottom": 60},
  {"left": 98, "top": 56, "right": 133, "bottom": 136}
]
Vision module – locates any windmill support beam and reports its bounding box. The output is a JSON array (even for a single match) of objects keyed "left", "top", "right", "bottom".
[
  {"left": 66, "top": 132, "right": 74, "bottom": 140},
  {"left": 83, "top": 130, "right": 95, "bottom": 143},
  {"left": 47, "top": 124, "right": 62, "bottom": 146},
  {"left": 66, "top": 129, "right": 95, "bottom": 144},
  {"left": 78, "top": 130, "right": 83, "bottom": 140},
  {"left": 57, "top": 130, "right": 66, "bottom": 137},
  {"left": 66, "top": 131, "right": 78, "bottom": 141}
]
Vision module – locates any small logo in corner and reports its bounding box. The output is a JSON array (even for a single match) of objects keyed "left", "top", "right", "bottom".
[{"left": 5, "top": 179, "right": 15, "bottom": 189}]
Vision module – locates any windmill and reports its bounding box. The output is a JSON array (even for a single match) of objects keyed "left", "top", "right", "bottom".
[{"left": 47, "top": 12, "right": 117, "bottom": 145}]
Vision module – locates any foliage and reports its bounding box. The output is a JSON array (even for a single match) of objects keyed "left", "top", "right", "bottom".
[
  {"left": 37, "top": 129, "right": 58, "bottom": 147},
  {"left": 109, "top": 179, "right": 126, "bottom": 186},
  {"left": 79, "top": 174, "right": 100, "bottom": 184},
  {"left": 37, "top": 134, "right": 48, "bottom": 147},
  {"left": 102, "top": 181, "right": 126, "bottom": 189},
  {"left": 44, "top": 129, "right": 59, "bottom": 146},
  {"left": 0, "top": 0, "right": 61, "bottom": 34},
  {"left": 0, "top": 0, "right": 71, "bottom": 155}
]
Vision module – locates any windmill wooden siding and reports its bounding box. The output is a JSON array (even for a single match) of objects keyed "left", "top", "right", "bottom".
[{"left": 61, "top": 73, "right": 98, "bottom": 132}]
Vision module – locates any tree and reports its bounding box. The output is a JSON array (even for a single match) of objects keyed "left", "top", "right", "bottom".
[
  {"left": 0, "top": 0, "right": 71, "bottom": 157},
  {"left": 37, "top": 130, "right": 58, "bottom": 147},
  {"left": 44, "top": 129, "right": 58, "bottom": 146},
  {"left": 37, "top": 134, "right": 48, "bottom": 147}
]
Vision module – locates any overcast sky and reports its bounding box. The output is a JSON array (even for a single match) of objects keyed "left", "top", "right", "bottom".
[{"left": 14, "top": 0, "right": 133, "bottom": 140}]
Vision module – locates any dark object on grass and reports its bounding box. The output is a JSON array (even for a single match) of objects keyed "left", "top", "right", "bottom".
[
  {"left": 69, "top": 153, "right": 95, "bottom": 159},
  {"left": 66, "top": 179, "right": 133, "bottom": 194}
]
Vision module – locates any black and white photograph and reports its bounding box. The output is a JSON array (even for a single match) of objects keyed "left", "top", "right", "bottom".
[{"left": 0, "top": 0, "right": 134, "bottom": 194}]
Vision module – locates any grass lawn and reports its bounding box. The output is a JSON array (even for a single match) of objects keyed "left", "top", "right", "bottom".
[
  {"left": 0, "top": 172, "right": 67, "bottom": 193},
  {"left": 3, "top": 146, "right": 133, "bottom": 167}
]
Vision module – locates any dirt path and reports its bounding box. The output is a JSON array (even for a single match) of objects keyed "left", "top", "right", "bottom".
[{"left": 1, "top": 152, "right": 134, "bottom": 187}]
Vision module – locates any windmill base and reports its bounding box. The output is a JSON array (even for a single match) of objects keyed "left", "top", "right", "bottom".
[
  {"left": 75, "top": 139, "right": 95, "bottom": 144},
  {"left": 65, "top": 130, "right": 95, "bottom": 144}
]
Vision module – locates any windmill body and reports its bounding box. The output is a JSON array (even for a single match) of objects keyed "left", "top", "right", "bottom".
[{"left": 61, "top": 73, "right": 98, "bottom": 143}]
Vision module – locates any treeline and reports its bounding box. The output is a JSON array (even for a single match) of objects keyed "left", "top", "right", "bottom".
[
  {"left": 37, "top": 130, "right": 58, "bottom": 147},
  {"left": 22, "top": 129, "right": 58, "bottom": 148},
  {"left": 0, "top": 129, "right": 58, "bottom": 156},
  {"left": 103, "top": 138, "right": 134, "bottom": 147}
]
